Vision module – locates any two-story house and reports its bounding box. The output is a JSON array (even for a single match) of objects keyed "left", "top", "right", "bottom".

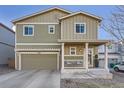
[{"left": 12, "top": 7, "right": 111, "bottom": 77}]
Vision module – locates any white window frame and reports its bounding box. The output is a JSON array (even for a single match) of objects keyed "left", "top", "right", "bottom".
[
  {"left": 74, "top": 23, "right": 86, "bottom": 34},
  {"left": 64, "top": 60, "right": 84, "bottom": 68},
  {"left": 70, "top": 47, "right": 76, "bottom": 55},
  {"left": 23, "top": 25, "right": 34, "bottom": 36},
  {"left": 48, "top": 25, "right": 55, "bottom": 34}
]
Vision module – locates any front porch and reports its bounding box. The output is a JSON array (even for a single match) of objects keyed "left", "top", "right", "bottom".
[
  {"left": 61, "top": 68, "right": 112, "bottom": 79},
  {"left": 59, "top": 40, "right": 112, "bottom": 79}
]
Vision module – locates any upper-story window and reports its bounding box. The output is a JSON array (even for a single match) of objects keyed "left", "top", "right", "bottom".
[
  {"left": 70, "top": 47, "right": 76, "bottom": 55},
  {"left": 75, "top": 23, "right": 86, "bottom": 34},
  {"left": 48, "top": 25, "right": 55, "bottom": 34},
  {"left": 23, "top": 25, "right": 34, "bottom": 36}
]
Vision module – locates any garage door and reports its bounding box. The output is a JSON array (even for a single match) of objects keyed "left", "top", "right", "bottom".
[{"left": 21, "top": 54, "right": 57, "bottom": 70}]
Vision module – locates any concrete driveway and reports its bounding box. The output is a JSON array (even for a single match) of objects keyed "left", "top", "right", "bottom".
[{"left": 0, "top": 70, "right": 60, "bottom": 88}]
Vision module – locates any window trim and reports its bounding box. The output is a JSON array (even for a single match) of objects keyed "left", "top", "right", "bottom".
[
  {"left": 23, "top": 25, "right": 34, "bottom": 36},
  {"left": 48, "top": 25, "right": 55, "bottom": 34},
  {"left": 74, "top": 23, "right": 86, "bottom": 34},
  {"left": 70, "top": 47, "right": 76, "bottom": 55}
]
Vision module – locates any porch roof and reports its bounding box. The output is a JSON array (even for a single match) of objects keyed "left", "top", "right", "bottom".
[{"left": 58, "top": 39, "right": 110, "bottom": 46}]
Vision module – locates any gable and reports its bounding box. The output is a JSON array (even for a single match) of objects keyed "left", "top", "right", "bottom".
[
  {"left": 60, "top": 14, "right": 98, "bottom": 40},
  {"left": 13, "top": 8, "right": 71, "bottom": 24},
  {"left": 60, "top": 13, "right": 100, "bottom": 24},
  {"left": 60, "top": 12, "right": 102, "bottom": 22}
]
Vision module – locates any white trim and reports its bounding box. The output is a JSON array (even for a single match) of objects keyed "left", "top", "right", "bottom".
[
  {"left": 57, "top": 52, "right": 60, "bottom": 70},
  {"left": 23, "top": 25, "right": 34, "bottom": 36},
  {"left": 70, "top": 47, "right": 76, "bottom": 55},
  {"left": 74, "top": 23, "right": 86, "bottom": 34},
  {"left": 16, "top": 23, "right": 59, "bottom": 25},
  {"left": 20, "top": 52, "right": 59, "bottom": 54},
  {"left": 16, "top": 43, "right": 61, "bottom": 45},
  {"left": 15, "top": 48, "right": 60, "bottom": 52},
  {"left": 59, "top": 11, "right": 102, "bottom": 21},
  {"left": 48, "top": 25, "right": 55, "bottom": 34},
  {"left": 61, "top": 43, "right": 64, "bottom": 71},
  {"left": 85, "top": 43, "right": 89, "bottom": 71},
  {"left": 15, "top": 25, "right": 17, "bottom": 70},
  {"left": 19, "top": 53, "right": 21, "bottom": 70},
  {"left": 18, "top": 52, "right": 59, "bottom": 71},
  {"left": 60, "top": 22, "right": 63, "bottom": 39},
  {"left": 15, "top": 52, "right": 17, "bottom": 70},
  {"left": 12, "top": 7, "right": 72, "bottom": 23},
  {"left": 104, "top": 43, "right": 109, "bottom": 70}
]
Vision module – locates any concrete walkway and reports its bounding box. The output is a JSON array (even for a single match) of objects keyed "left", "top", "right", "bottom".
[{"left": 0, "top": 70, "right": 60, "bottom": 88}]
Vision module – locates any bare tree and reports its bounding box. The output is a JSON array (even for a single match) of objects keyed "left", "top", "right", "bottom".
[
  {"left": 101, "top": 6, "right": 124, "bottom": 62},
  {"left": 101, "top": 6, "right": 124, "bottom": 44}
]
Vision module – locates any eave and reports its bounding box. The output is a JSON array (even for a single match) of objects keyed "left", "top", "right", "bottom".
[
  {"left": 59, "top": 11, "right": 102, "bottom": 22},
  {"left": 12, "top": 7, "right": 72, "bottom": 24},
  {"left": 58, "top": 39, "right": 110, "bottom": 46}
]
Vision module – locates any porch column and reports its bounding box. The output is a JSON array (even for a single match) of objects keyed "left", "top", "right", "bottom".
[
  {"left": 85, "top": 43, "right": 89, "bottom": 71},
  {"left": 61, "top": 43, "right": 64, "bottom": 71},
  {"left": 104, "top": 43, "right": 108, "bottom": 70}
]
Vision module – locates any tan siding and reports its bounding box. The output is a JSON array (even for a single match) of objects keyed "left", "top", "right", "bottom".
[
  {"left": 64, "top": 44, "right": 98, "bottom": 56},
  {"left": 16, "top": 24, "right": 60, "bottom": 43},
  {"left": 61, "top": 14, "right": 98, "bottom": 40},
  {"left": 16, "top": 10, "right": 69, "bottom": 23},
  {"left": 64, "top": 44, "right": 85, "bottom": 55}
]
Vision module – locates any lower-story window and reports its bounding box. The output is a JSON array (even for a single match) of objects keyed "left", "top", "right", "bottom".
[{"left": 64, "top": 60, "right": 83, "bottom": 68}]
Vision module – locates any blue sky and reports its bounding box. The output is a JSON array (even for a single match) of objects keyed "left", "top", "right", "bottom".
[{"left": 0, "top": 5, "right": 116, "bottom": 40}]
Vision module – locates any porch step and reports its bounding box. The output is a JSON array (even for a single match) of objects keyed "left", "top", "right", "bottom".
[
  {"left": 61, "top": 69, "right": 113, "bottom": 79},
  {"left": 61, "top": 69, "right": 87, "bottom": 74},
  {"left": 61, "top": 73, "right": 93, "bottom": 79}
]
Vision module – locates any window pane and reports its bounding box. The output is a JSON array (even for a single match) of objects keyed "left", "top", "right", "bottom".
[
  {"left": 49, "top": 26, "right": 55, "bottom": 33},
  {"left": 80, "top": 24, "right": 84, "bottom": 33},
  {"left": 70, "top": 48, "right": 76, "bottom": 55},
  {"left": 76, "top": 24, "right": 85, "bottom": 33},
  {"left": 76, "top": 24, "right": 80, "bottom": 33},
  {"left": 24, "top": 26, "right": 33, "bottom": 35},
  {"left": 50, "top": 27, "right": 53, "bottom": 33},
  {"left": 24, "top": 27, "right": 29, "bottom": 35},
  {"left": 71, "top": 51, "right": 75, "bottom": 55},
  {"left": 50, "top": 30, "right": 53, "bottom": 33},
  {"left": 28, "top": 27, "right": 33, "bottom": 35},
  {"left": 50, "top": 27, "right": 53, "bottom": 30}
]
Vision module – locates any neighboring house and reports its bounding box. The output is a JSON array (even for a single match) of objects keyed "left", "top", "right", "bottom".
[
  {"left": 0, "top": 23, "right": 15, "bottom": 66},
  {"left": 98, "top": 41, "right": 124, "bottom": 68},
  {"left": 12, "top": 7, "right": 111, "bottom": 77}
]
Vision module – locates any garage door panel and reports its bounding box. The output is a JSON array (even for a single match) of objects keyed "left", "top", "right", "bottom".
[{"left": 21, "top": 54, "right": 57, "bottom": 70}]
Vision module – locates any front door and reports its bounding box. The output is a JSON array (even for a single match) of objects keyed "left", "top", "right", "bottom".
[{"left": 88, "top": 48, "right": 93, "bottom": 68}]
